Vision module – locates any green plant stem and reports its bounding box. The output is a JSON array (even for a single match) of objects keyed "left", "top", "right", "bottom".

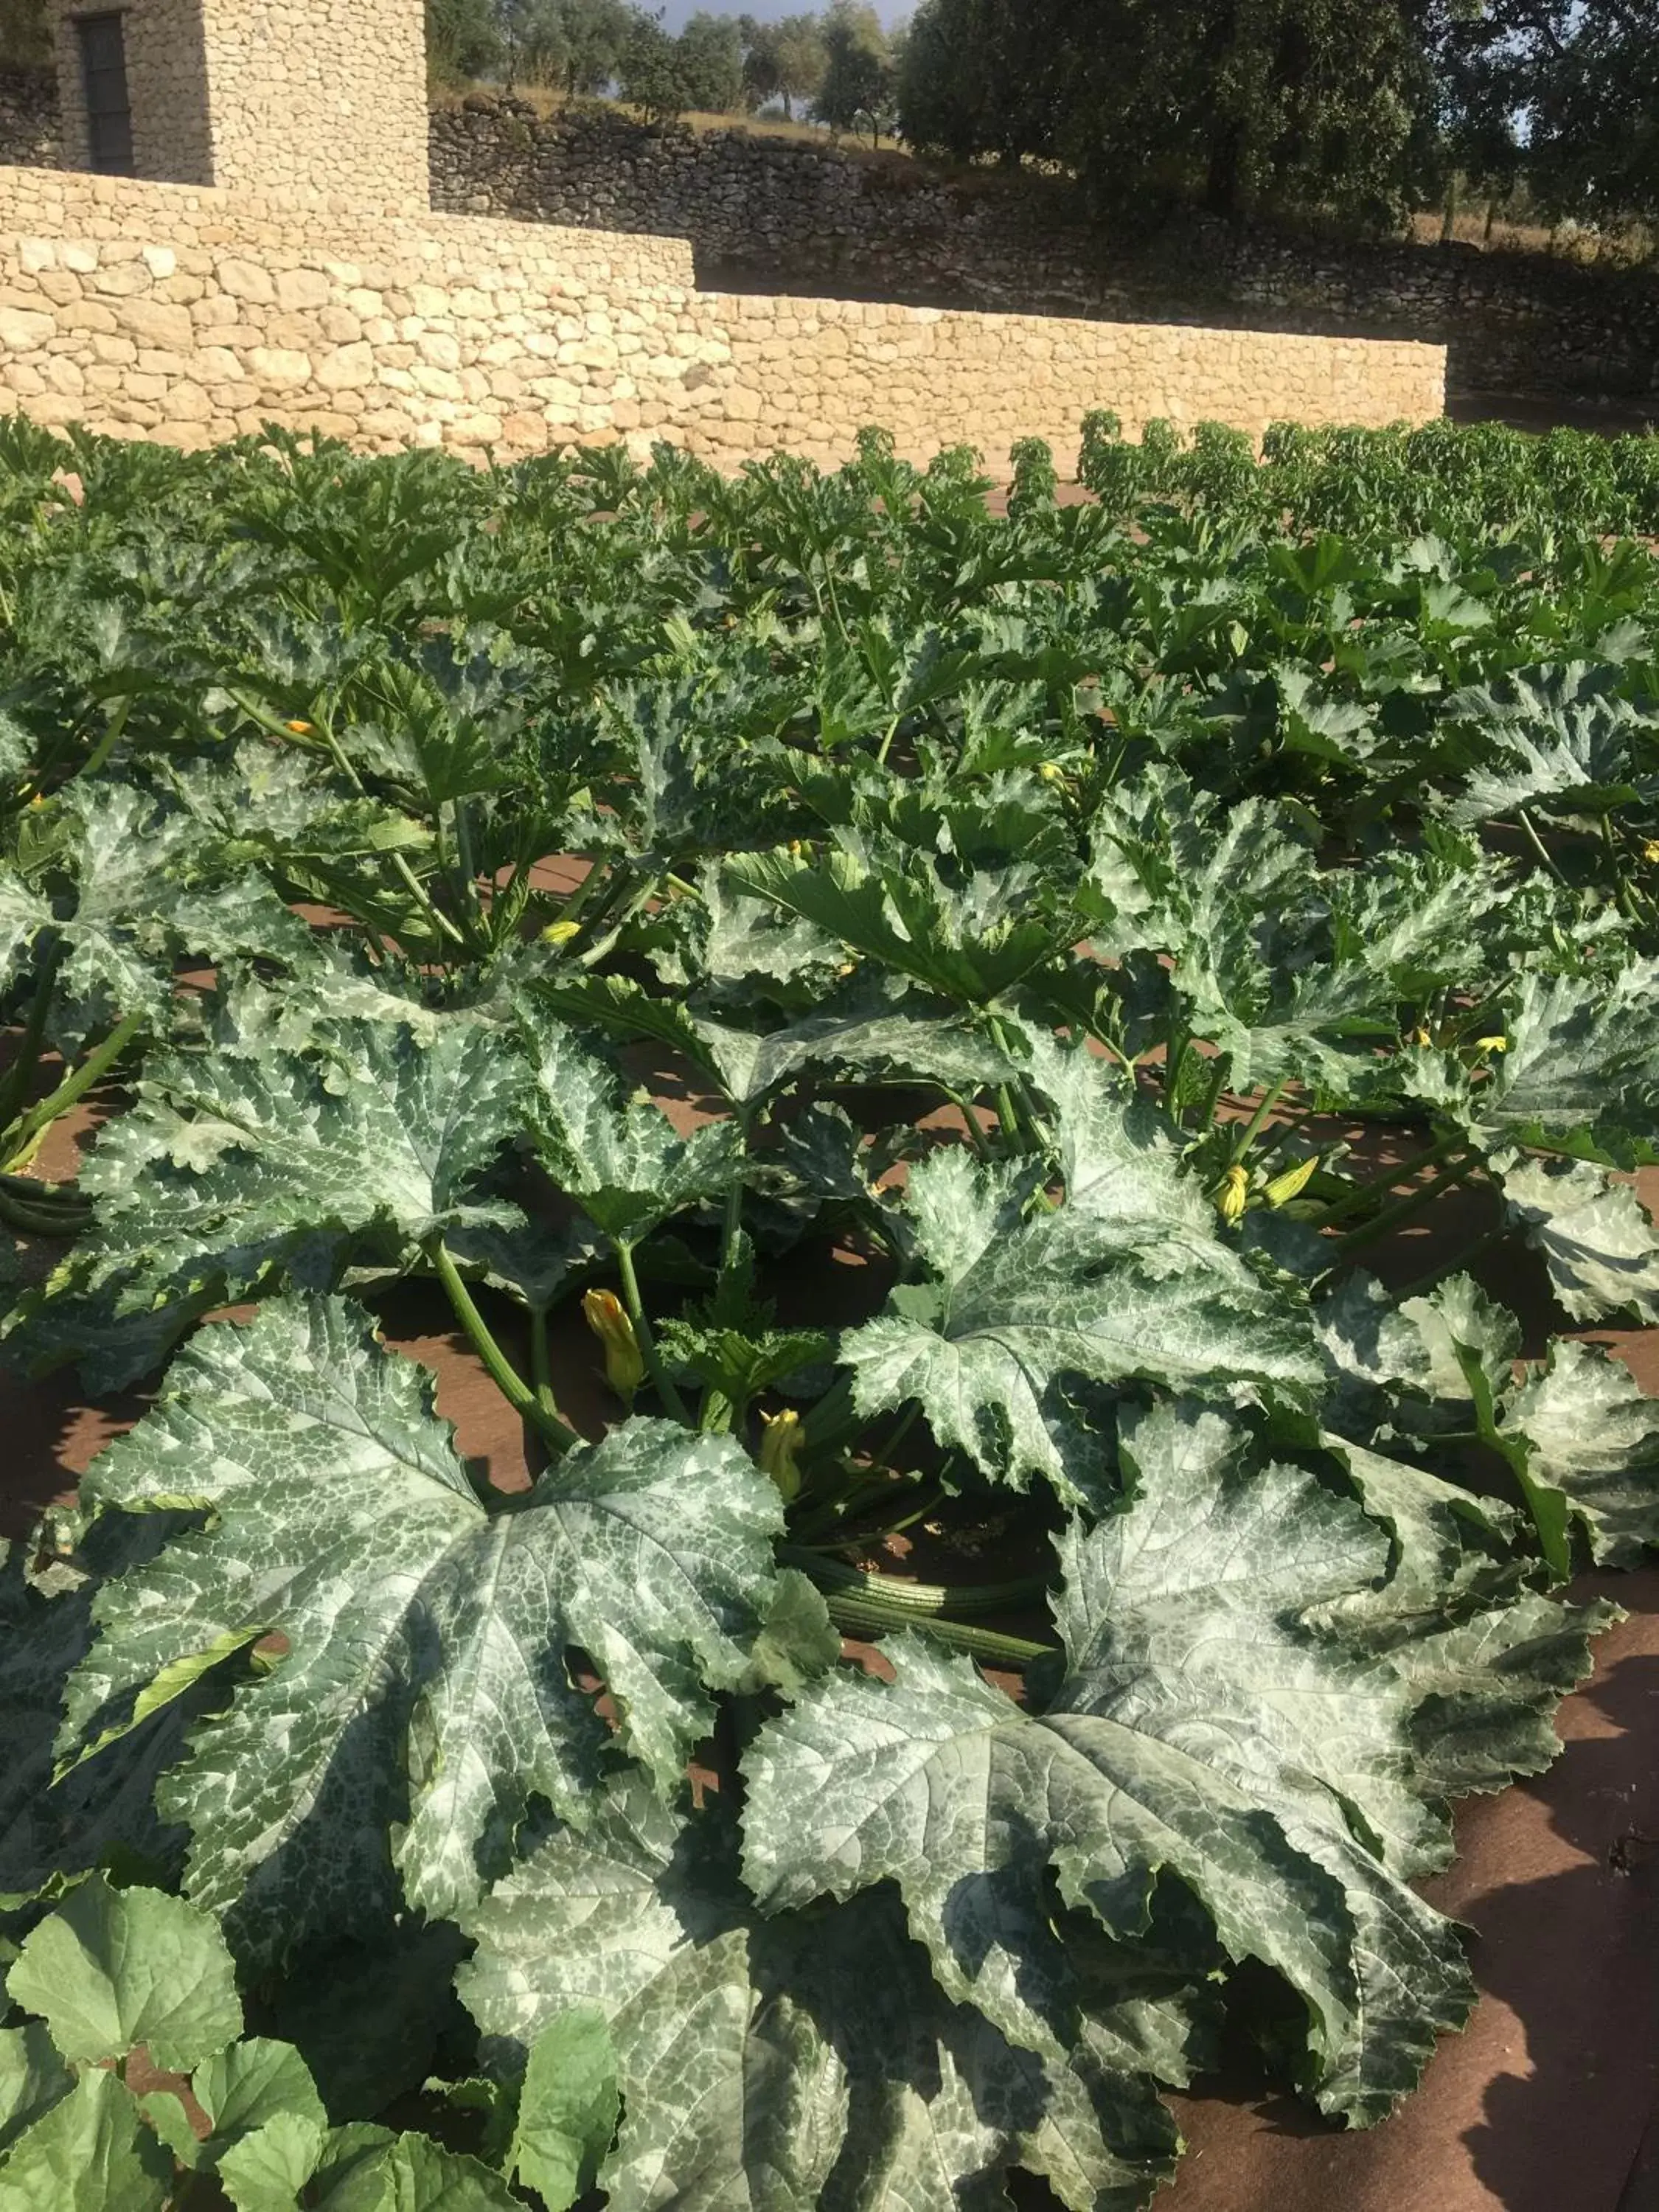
[
  {"left": 986, "top": 1015, "right": 1054, "bottom": 1153},
  {"left": 994, "top": 1082, "right": 1025, "bottom": 1152},
  {"left": 428, "top": 1238, "right": 581, "bottom": 1455},
  {"left": 718, "top": 1121, "right": 751, "bottom": 1282},
  {"left": 1228, "top": 1075, "right": 1290, "bottom": 1164},
  {"left": 80, "top": 694, "right": 132, "bottom": 782},
  {"left": 1391, "top": 1222, "right": 1511, "bottom": 1303},
  {"left": 1164, "top": 1034, "right": 1194, "bottom": 1124},
  {"left": 1332, "top": 1152, "right": 1482, "bottom": 1259},
  {"left": 1197, "top": 1060, "right": 1231, "bottom": 1130},
  {"left": 239, "top": 692, "right": 470, "bottom": 952},
  {"left": 529, "top": 1307, "right": 558, "bottom": 1423},
  {"left": 578, "top": 880, "right": 659, "bottom": 967},
  {"left": 1, "top": 1006, "right": 145, "bottom": 1169},
  {"left": 615, "top": 1238, "right": 692, "bottom": 1424},
  {"left": 1314, "top": 1130, "right": 1469, "bottom": 1228},
  {"left": 942, "top": 1086, "right": 993, "bottom": 1161},
  {"left": 549, "top": 858, "right": 613, "bottom": 933},
  {"left": 1517, "top": 807, "right": 1569, "bottom": 887},
  {"left": 821, "top": 1593, "right": 1050, "bottom": 1666},
  {"left": 801, "top": 1372, "right": 863, "bottom": 1455},
  {"left": 851, "top": 1483, "right": 944, "bottom": 1545},
  {"left": 448, "top": 798, "right": 489, "bottom": 951},
  {"left": 0, "top": 931, "right": 63, "bottom": 1133}
]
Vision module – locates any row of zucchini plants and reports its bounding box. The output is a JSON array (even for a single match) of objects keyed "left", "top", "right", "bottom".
[{"left": 0, "top": 414, "right": 1657, "bottom": 2208}]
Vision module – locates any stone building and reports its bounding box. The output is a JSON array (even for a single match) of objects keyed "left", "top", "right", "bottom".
[{"left": 48, "top": 0, "right": 428, "bottom": 204}]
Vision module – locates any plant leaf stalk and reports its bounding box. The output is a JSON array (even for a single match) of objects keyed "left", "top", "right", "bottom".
[{"left": 427, "top": 1236, "right": 582, "bottom": 1456}]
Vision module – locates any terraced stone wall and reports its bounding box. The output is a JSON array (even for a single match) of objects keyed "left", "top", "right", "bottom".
[{"left": 0, "top": 164, "right": 1446, "bottom": 467}]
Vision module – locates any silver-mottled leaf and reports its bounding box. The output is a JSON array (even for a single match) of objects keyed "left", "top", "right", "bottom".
[
  {"left": 75, "top": 1015, "right": 528, "bottom": 1308},
  {"left": 459, "top": 1783, "right": 1176, "bottom": 2212},
  {"left": 745, "top": 1398, "right": 1601, "bottom": 2125},
  {"left": 1507, "top": 1339, "right": 1659, "bottom": 1565},
  {"left": 524, "top": 1014, "right": 740, "bottom": 1241},
  {"left": 65, "top": 1297, "right": 784, "bottom": 1959},
  {"left": 1498, "top": 1152, "right": 1659, "bottom": 1323},
  {"left": 838, "top": 1145, "right": 1321, "bottom": 1506}
]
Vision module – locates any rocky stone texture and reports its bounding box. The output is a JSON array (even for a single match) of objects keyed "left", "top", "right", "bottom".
[
  {"left": 0, "top": 70, "right": 58, "bottom": 171},
  {"left": 0, "top": 167, "right": 1444, "bottom": 467},
  {"left": 2, "top": 63, "right": 1645, "bottom": 408},
  {"left": 428, "top": 100, "right": 1659, "bottom": 407},
  {"left": 47, "top": 0, "right": 428, "bottom": 205},
  {"left": 52, "top": 0, "right": 215, "bottom": 187}
]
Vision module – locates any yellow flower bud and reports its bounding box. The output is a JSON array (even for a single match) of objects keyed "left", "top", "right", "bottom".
[
  {"left": 542, "top": 918, "right": 582, "bottom": 945},
  {"left": 1410, "top": 1026, "right": 1431, "bottom": 1048},
  {"left": 1214, "top": 1164, "right": 1249, "bottom": 1226},
  {"left": 1644, "top": 840, "right": 1659, "bottom": 865},
  {"left": 285, "top": 718, "right": 313, "bottom": 734},
  {"left": 788, "top": 839, "right": 804, "bottom": 858},
  {"left": 582, "top": 1288, "right": 644, "bottom": 1399},
  {"left": 1472, "top": 1035, "right": 1509, "bottom": 1054},
  {"left": 1263, "top": 1154, "right": 1319, "bottom": 1208},
  {"left": 1038, "top": 762, "right": 1065, "bottom": 784},
  {"left": 758, "top": 1408, "right": 804, "bottom": 1503}
]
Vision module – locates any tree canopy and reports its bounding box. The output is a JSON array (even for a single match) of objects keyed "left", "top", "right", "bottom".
[
  {"left": 895, "top": 0, "right": 1659, "bottom": 233},
  {"left": 739, "top": 13, "right": 829, "bottom": 120}
]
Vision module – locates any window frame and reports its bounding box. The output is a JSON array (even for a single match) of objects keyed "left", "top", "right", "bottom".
[{"left": 74, "top": 11, "right": 136, "bottom": 178}]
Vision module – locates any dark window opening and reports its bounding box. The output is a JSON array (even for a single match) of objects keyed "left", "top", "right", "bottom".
[{"left": 75, "top": 13, "right": 134, "bottom": 176}]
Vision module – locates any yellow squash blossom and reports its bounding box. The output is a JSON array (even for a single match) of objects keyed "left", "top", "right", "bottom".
[
  {"left": 758, "top": 1408, "right": 805, "bottom": 1503},
  {"left": 1263, "top": 1155, "right": 1319, "bottom": 1208},
  {"left": 542, "top": 918, "right": 581, "bottom": 945},
  {"left": 1214, "top": 1164, "right": 1249, "bottom": 1225},
  {"left": 582, "top": 1289, "right": 644, "bottom": 1399}
]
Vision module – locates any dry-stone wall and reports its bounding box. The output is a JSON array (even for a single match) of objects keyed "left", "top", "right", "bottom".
[
  {"left": 0, "top": 165, "right": 1443, "bottom": 467},
  {"left": 0, "top": 72, "right": 1642, "bottom": 411},
  {"left": 51, "top": 0, "right": 215, "bottom": 187},
  {"left": 0, "top": 69, "right": 58, "bottom": 171},
  {"left": 428, "top": 100, "right": 1659, "bottom": 410},
  {"left": 46, "top": 0, "right": 430, "bottom": 204}
]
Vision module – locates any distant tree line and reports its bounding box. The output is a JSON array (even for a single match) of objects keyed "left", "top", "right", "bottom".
[
  {"left": 897, "top": 0, "right": 1659, "bottom": 234},
  {"left": 426, "top": 0, "right": 1657, "bottom": 236},
  {"left": 427, "top": 1, "right": 897, "bottom": 136},
  {"left": 0, "top": 0, "right": 1647, "bottom": 237}
]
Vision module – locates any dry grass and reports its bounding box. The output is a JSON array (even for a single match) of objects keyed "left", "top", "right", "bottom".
[
  {"left": 1408, "top": 206, "right": 1656, "bottom": 267},
  {"left": 428, "top": 80, "right": 925, "bottom": 167}
]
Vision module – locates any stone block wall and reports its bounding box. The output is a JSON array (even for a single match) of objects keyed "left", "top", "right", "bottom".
[
  {"left": 48, "top": 0, "right": 428, "bottom": 204},
  {"left": 0, "top": 164, "right": 1444, "bottom": 467},
  {"left": 194, "top": 0, "right": 429, "bottom": 204},
  {"left": 428, "top": 100, "right": 1659, "bottom": 410},
  {"left": 1, "top": 70, "right": 1645, "bottom": 411},
  {"left": 52, "top": 0, "right": 214, "bottom": 184},
  {"left": 0, "top": 69, "right": 60, "bottom": 171}
]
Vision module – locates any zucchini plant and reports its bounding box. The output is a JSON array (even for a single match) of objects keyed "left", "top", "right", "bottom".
[{"left": 1, "top": 414, "right": 1657, "bottom": 2209}]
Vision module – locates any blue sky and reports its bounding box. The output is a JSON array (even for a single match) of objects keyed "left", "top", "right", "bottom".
[{"left": 656, "top": 1, "right": 908, "bottom": 26}]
